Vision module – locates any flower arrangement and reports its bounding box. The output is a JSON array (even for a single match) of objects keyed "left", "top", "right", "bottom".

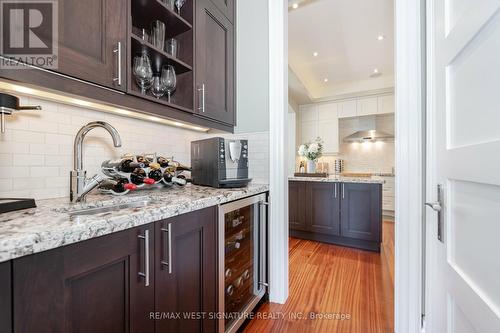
[{"left": 298, "top": 137, "right": 324, "bottom": 161}]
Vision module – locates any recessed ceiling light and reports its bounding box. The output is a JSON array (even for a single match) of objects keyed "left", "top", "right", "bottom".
[
  {"left": 377, "top": 35, "right": 385, "bottom": 41},
  {"left": 373, "top": 68, "right": 379, "bottom": 73},
  {"left": 324, "top": 78, "right": 329, "bottom": 82},
  {"left": 370, "top": 68, "right": 382, "bottom": 78},
  {"left": 292, "top": 3, "right": 299, "bottom": 9},
  {"left": 313, "top": 51, "right": 319, "bottom": 57}
]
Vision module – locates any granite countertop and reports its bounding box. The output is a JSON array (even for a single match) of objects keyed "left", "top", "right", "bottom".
[
  {"left": 0, "top": 183, "right": 269, "bottom": 263},
  {"left": 289, "top": 175, "right": 385, "bottom": 184}
]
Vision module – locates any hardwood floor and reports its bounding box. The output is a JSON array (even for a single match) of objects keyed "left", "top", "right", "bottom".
[{"left": 243, "top": 221, "right": 394, "bottom": 333}]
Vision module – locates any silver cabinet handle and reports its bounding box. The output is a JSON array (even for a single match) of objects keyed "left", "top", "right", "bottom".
[
  {"left": 342, "top": 184, "right": 345, "bottom": 199},
  {"left": 160, "top": 223, "right": 173, "bottom": 274},
  {"left": 426, "top": 184, "right": 444, "bottom": 242},
  {"left": 113, "top": 42, "right": 122, "bottom": 86},
  {"left": 138, "top": 229, "right": 150, "bottom": 287},
  {"left": 197, "top": 83, "right": 205, "bottom": 112},
  {"left": 334, "top": 183, "right": 338, "bottom": 198}
]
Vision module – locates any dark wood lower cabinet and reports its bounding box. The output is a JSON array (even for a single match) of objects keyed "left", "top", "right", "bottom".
[
  {"left": 288, "top": 181, "right": 307, "bottom": 231},
  {"left": 9, "top": 207, "right": 219, "bottom": 333},
  {"left": 0, "top": 261, "right": 12, "bottom": 333},
  {"left": 12, "top": 223, "right": 155, "bottom": 333},
  {"left": 155, "top": 207, "right": 217, "bottom": 333},
  {"left": 289, "top": 181, "right": 382, "bottom": 252}
]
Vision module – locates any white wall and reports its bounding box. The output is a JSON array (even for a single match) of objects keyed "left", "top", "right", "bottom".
[
  {"left": 234, "top": 0, "right": 269, "bottom": 133},
  {"left": 0, "top": 96, "right": 270, "bottom": 200}
]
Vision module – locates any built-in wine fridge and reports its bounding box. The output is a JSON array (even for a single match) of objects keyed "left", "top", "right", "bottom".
[{"left": 218, "top": 193, "right": 268, "bottom": 333}]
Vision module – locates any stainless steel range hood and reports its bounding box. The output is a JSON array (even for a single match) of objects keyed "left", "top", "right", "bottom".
[{"left": 343, "top": 116, "right": 394, "bottom": 142}]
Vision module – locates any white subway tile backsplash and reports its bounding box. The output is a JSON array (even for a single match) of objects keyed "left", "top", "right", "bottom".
[{"left": 0, "top": 97, "right": 269, "bottom": 199}]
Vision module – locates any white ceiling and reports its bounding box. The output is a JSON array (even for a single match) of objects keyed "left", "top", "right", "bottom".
[{"left": 288, "top": 0, "right": 394, "bottom": 100}]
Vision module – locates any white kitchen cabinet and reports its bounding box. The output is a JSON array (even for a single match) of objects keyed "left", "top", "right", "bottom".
[
  {"left": 356, "top": 97, "right": 378, "bottom": 116},
  {"left": 318, "top": 118, "right": 339, "bottom": 153},
  {"left": 300, "top": 120, "right": 318, "bottom": 144},
  {"left": 377, "top": 95, "right": 395, "bottom": 114},
  {"left": 318, "top": 102, "right": 338, "bottom": 120},
  {"left": 337, "top": 100, "right": 357, "bottom": 118},
  {"left": 299, "top": 104, "right": 318, "bottom": 122}
]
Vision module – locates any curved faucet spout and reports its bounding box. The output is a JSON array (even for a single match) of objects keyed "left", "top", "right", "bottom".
[
  {"left": 71, "top": 121, "right": 122, "bottom": 203},
  {"left": 73, "top": 121, "right": 122, "bottom": 171}
]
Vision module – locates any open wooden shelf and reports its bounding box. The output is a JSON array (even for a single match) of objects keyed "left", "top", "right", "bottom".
[
  {"left": 130, "top": 33, "right": 192, "bottom": 74},
  {"left": 128, "top": 89, "right": 193, "bottom": 114},
  {"left": 131, "top": 0, "right": 192, "bottom": 38}
]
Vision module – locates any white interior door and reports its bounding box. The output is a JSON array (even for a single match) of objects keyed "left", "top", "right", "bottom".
[{"left": 426, "top": 1, "right": 500, "bottom": 332}]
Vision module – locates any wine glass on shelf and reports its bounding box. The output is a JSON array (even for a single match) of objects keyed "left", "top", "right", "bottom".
[
  {"left": 162, "top": 65, "right": 177, "bottom": 103},
  {"left": 151, "top": 74, "right": 166, "bottom": 99},
  {"left": 133, "top": 52, "right": 153, "bottom": 94},
  {"left": 175, "top": 0, "right": 186, "bottom": 15}
]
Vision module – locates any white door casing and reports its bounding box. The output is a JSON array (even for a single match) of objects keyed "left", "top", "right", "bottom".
[{"left": 426, "top": 1, "right": 500, "bottom": 332}]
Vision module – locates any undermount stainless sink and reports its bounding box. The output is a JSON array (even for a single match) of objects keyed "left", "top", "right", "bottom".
[{"left": 68, "top": 200, "right": 153, "bottom": 217}]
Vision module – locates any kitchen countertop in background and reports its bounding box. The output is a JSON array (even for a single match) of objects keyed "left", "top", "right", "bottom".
[
  {"left": 289, "top": 175, "right": 385, "bottom": 184},
  {"left": 0, "top": 183, "right": 269, "bottom": 263}
]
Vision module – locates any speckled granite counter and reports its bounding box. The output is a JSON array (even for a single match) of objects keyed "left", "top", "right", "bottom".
[
  {"left": 0, "top": 183, "right": 268, "bottom": 263},
  {"left": 289, "top": 176, "right": 385, "bottom": 184}
]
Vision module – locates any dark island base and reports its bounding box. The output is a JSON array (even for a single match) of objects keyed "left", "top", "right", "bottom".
[{"left": 290, "top": 229, "right": 381, "bottom": 252}]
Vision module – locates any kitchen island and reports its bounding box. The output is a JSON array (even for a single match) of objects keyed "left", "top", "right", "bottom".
[{"left": 289, "top": 176, "right": 383, "bottom": 251}]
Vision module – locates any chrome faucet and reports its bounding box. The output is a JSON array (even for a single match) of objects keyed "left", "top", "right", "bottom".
[{"left": 70, "top": 121, "right": 122, "bottom": 203}]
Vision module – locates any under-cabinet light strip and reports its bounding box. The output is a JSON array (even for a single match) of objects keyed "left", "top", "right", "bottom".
[{"left": 0, "top": 80, "right": 210, "bottom": 132}]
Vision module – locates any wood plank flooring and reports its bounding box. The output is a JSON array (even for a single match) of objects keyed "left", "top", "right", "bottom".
[{"left": 243, "top": 221, "right": 394, "bottom": 333}]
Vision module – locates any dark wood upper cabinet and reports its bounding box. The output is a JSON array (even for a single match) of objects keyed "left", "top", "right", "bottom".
[
  {"left": 289, "top": 181, "right": 307, "bottom": 231},
  {"left": 306, "top": 182, "right": 340, "bottom": 236},
  {"left": 0, "top": 261, "right": 12, "bottom": 333},
  {"left": 57, "top": 0, "right": 127, "bottom": 91},
  {"left": 340, "top": 183, "right": 382, "bottom": 242},
  {"left": 210, "top": 0, "right": 234, "bottom": 22},
  {"left": 195, "top": 0, "right": 235, "bottom": 125},
  {"left": 12, "top": 223, "right": 155, "bottom": 333},
  {"left": 155, "top": 207, "right": 218, "bottom": 333}
]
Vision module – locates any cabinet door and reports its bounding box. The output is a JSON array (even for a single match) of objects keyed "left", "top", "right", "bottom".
[
  {"left": 12, "top": 224, "right": 155, "bottom": 333},
  {"left": 337, "top": 100, "right": 357, "bottom": 118},
  {"left": 299, "top": 105, "right": 318, "bottom": 122},
  {"left": 318, "top": 118, "right": 339, "bottom": 153},
  {"left": 0, "top": 261, "right": 11, "bottom": 333},
  {"left": 377, "top": 94, "right": 395, "bottom": 114},
  {"left": 289, "top": 181, "right": 307, "bottom": 231},
  {"left": 57, "top": 0, "right": 126, "bottom": 91},
  {"left": 306, "top": 182, "right": 340, "bottom": 236},
  {"left": 356, "top": 97, "right": 378, "bottom": 116},
  {"left": 210, "top": 0, "right": 234, "bottom": 22},
  {"left": 155, "top": 207, "right": 217, "bottom": 333},
  {"left": 340, "top": 183, "right": 382, "bottom": 241},
  {"left": 195, "top": 0, "right": 235, "bottom": 125},
  {"left": 300, "top": 120, "right": 318, "bottom": 144}
]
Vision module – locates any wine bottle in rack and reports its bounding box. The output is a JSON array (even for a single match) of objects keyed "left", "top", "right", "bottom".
[
  {"left": 130, "top": 168, "right": 155, "bottom": 185},
  {"left": 99, "top": 178, "right": 137, "bottom": 194},
  {"left": 148, "top": 162, "right": 163, "bottom": 182},
  {"left": 101, "top": 159, "right": 145, "bottom": 173},
  {"left": 157, "top": 156, "right": 170, "bottom": 168}
]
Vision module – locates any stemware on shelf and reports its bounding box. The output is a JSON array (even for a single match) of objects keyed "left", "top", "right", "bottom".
[
  {"left": 151, "top": 20, "right": 166, "bottom": 50},
  {"left": 132, "top": 52, "right": 153, "bottom": 94},
  {"left": 164, "top": 0, "right": 175, "bottom": 10},
  {"left": 166, "top": 38, "right": 178, "bottom": 58},
  {"left": 175, "top": 0, "right": 186, "bottom": 15},
  {"left": 162, "top": 65, "right": 177, "bottom": 103},
  {"left": 151, "top": 74, "right": 167, "bottom": 99}
]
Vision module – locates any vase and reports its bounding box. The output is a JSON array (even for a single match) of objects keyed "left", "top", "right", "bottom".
[{"left": 307, "top": 160, "right": 316, "bottom": 173}]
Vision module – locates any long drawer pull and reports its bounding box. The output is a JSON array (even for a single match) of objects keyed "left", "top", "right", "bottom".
[
  {"left": 138, "top": 229, "right": 150, "bottom": 287},
  {"left": 160, "top": 223, "right": 173, "bottom": 274}
]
